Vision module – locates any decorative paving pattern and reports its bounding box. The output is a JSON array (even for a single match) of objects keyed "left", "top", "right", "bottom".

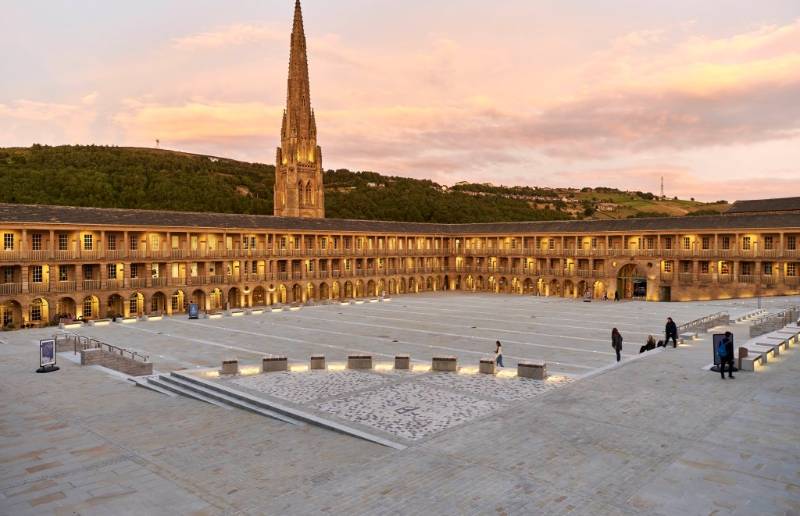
[
  {"left": 418, "top": 372, "right": 575, "bottom": 402},
  {"left": 314, "top": 382, "right": 499, "bottom": 441},
  {"left": 229, "top": 370, "right": 390, "bottom": 404}
]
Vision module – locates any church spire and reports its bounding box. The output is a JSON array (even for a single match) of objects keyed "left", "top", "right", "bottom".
[{"left": 275, "top": 0, "right": 325, "bottom": 218}]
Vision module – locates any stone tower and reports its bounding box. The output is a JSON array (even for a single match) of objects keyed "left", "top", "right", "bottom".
[{"left": 274, "top": 0, "right": 325, "bottom": 218}]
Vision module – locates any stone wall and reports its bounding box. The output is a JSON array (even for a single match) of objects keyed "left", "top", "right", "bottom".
[{"left": 80, "top": 348, "right": 153, "bottom": 376}]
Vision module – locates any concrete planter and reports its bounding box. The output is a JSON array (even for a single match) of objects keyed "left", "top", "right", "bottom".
[
  {"left": 479, "top": 359, "right": 496, "bottom": 375},
  {"left": 262, "top": 356, "right": 288, "bottom": 373},
  {"left": 347, "top": 355, "right": 373, "bottom": 370},
  {"left": 310, "top": 355, "right": 326, "bottom": 370},
  {"left": 90, "top": 319, "right": 111, "bottom": 327},
  {"left": 432, "top": 356, "right": 457, "bottom": 372},
  {"left": 221, "top": 360, "right": 239, "bottom": 375},
  {"left": 394, "top": 355, "right": 410, "bottom": 370},
  {"left": 518, "top": 361, "right": 547, "bottom": 380}
]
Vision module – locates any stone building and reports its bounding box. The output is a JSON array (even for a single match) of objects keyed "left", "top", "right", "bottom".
[{"left": 0, "top": 1, "right": 799, "bottom": 328}]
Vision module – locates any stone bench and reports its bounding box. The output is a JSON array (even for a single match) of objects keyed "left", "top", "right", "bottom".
[
  {"left": 89, "top": 319, "right": 111, "bottom": 327},
  {"left": 394, "top": 355, "right": 410, "bottom": 370},
  {"left": 229, "top": 310, "right": 245, "bottom": 317},
  {"left": 479, "top": 359, "right": 496, "bottom": 375},
  {"left": 347, "top": 355, "right": 373, "bottom": 370},
  {"left": 121, "top": 317, "right": 138, "bottom": 324},
  {"left": 770, "top": 329, "right": 799, "bottom": 346},
  {"left": 59, "top": 322, "right": 83, "bottom": 330},
  {"left": 207, "top": 313, "right": 223, "bottom": 320},
  {"left": 146, "top": 314, "right": 163, "bottom": 322},
  {"left": 262, "top": 356, "right": 288, "bottom": 373},
  {"left": 762, "top": 335, "right": 790, "bottom": 353},
  {"left": 220, "top": 359, "right": 239, "bottom": 375},
  {"left": 432, "top": 356, "right": 457, "bottom": 372},
  {"left": 679, "top": 332, "right": 697, "bottom": 342},
  {"left": 518, "top": 361, "right": 547, "bottom": 380},
  {"left": 741, "top": 343, "right": 776, "bottom": 363},
  {"left": 250, "top": 308, "right": 265, "bottom": 315},
  {"left": 737, "top": 348, "right": 763, "bottom": 372},
  {"left": 310, "top": 355, "right": 326, "bottom": 370}
]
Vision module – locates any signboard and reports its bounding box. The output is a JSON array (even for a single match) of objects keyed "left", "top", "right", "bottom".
[
  {"left": 711, "top": 333, "right": 735, "bottom": 369},
  {"left": 40, "top": 339, "right": 56, "bottom": 368},
  {"left": 188, "top": 303, "right": 199, "bottom": 319}
]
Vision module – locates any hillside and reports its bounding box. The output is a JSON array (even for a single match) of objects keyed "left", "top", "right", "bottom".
[{"left": 0, "top": 145, "right": 727, "bottom": 223}]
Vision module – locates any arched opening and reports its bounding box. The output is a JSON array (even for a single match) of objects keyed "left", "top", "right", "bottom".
[
  {"left": 367, "top": 280, "right": 376, "bottom": 297},
  {"left": 150, "top": 292, "right": 168, "bottom": 315},
  {"left": 593, "top": 280, "right": 607, "bottom": 299},
  {"left": 107, "top": 294, "right": 124, "bottom": 318},
  {"left": 355, "top": 280, "right": 364, "bottom": 297},
  {"left": 297, "top": 181, "right": 304, "bottom": 207},
  {"left": 548, "top": 279, "right": 561, "bottom": 297},
  {"left": 29, "top": 298, "right": 49, "bottom": 326},
  {"left": 388, "top": 279, "right": 396, "bottom": 295},
  {"left": 306, "top": 282, "right": 316, "bottom": 301},
  {"left": 319, "top": 282, "right": 330, "bottom": 300},
  {"left": 488, "top": 276, "right": 496, "bottom": 293},
  {"left": 277, "top": 284, "right": 288, "bottom": 304},
  {"left": 253, "top": 286, "right": 267, "bottom": 306},
  {"left": 476, "top": 275, "right": 484, "bottom": 290},
  {"left": 55, "top": 297, "right": 77, "bottom": 321},
  {"left": 172, "top": 290, "right": 187, "bottom": 314},
  {"left": 537, "top": 278, "right": 546, "bottom": 296},
  {"left": 1, "top": 300, "right": 23, "bottom": 330},
  {"left": 523, "top": 278, "right": 534, "bottom": 294},
  {"left": 498, "top": 276, "right": 508, "bottom": 293},
  {"left": 443, "top": 275, "right": 450, "bottom": 291},
  {"left": 191, "top": 289, "right": 207, "bottom": 311},
  {"left": 228, "top": 287, "right": 242, "bottom": 309},
  {"left": 209, "top": 288, "right": 223, "bottom": 311},
  {"left": 617, "top": 264, "right": 647, "bottom": 300},
  {"left": 465, "top": 275, "right": 474, "bottom": 290},
  {"left": 291, "top": 283, "right": 302, "bottom": 303},
  {"left": 82, "top": 296, "right": 99, "bottom": 320},
  {"left": 129, "top": 292, "right": 145, "bottom": 317},
  {"left": 408, "top": 277, "right": 416, "bottom": 293},
  {"left": 331, "top": 281, "right": 340, "bottom": 299},
  {"left": 577, "top": 280, "right": 588, "bottom": 298},
  {"left": 564, "top": 280, "right": 575, "bottom": 298},
  {"left": 305, "top": 181, "right": 313, "bottom": 206},
  {"left": 398, "top": 278, "right": 406, "bottom": 294},
  {"left": 344, "top": 281, "right": 354, "bottom": 298},
  {"left": 377, "top": 279, "right": 385, "bottom": 296}
]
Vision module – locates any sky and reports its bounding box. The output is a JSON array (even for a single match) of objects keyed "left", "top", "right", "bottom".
[{"left": 1, "top": 0, "right": 800, "bottom": 202}]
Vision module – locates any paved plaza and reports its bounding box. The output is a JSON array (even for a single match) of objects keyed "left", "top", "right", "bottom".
[{"left": 0, "top": 293, "right": 799, "bottom": 515}]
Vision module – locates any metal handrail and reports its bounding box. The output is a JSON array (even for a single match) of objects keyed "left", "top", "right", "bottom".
[{"left": 59, "top": 332, "right": 150, "bottom": 362}]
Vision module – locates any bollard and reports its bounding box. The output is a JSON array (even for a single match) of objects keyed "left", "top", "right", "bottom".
[
  {"left": 221, "top": 359, "right": 239, "bottom": 375},
  {"left": 432, "top": 356, "right": 458, "bottom": 372},
  {"left": 479, "top": 359, "right": 496, "bottom": 375},
  {"left": 347, "top": 355, "right": 373, "bottom": 370},
  {"left": 394, "top": 354, "right": 410, "bottom": 370},
  {"left": 310, "top": 355, "right": 326, "bottom": 370},
  {"left": 262, "top": 356, "right": 288, "bottom": 373},
  {"left": 518, "top": 361, "right": 547, "bottom": 380}
]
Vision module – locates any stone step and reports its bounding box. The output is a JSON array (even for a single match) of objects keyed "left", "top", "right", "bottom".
[
  {"left": 129, "top": 376, "right": 176, "bottom": 398},
  {"left": 171, "top": 371, "right": 407, "bottom": 450},
  {"left": 146, "top": 376, "right": 234, "bottom": 410},
  {"left": 157, "top": 374, "right": 302, "bottom": 425}
]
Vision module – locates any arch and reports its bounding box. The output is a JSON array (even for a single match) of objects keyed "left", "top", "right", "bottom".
[
  {"left": 465, "top": 275, "right": 475, "bottom": 291},
  {"left": 537, "top": 278, "right": 547, "bottom": 296},
  {"left": 171, "top": 289, "right": 187, "bottom": 314},
  {"left": 523, "top": 278, "right": 534, "bottom": 294},
  {"left": 150, "top": 291, "right": 168, "bottom": 314},
  {"left": 388, "top": 278, "right": 396, "bottom": 295},
  {"left": 426, "top": 277, "right": 433, "bottom": 291},
  {"left": 252, "top": 286, "right": 267, "bottom": 306},
  {"left": 1, "top": 300, "right": 23, "bottom": 330},
  {"left": 511, "top": 277, "right": 521, "bottom": 295},
  {"left": 355, "top": 280, "right": 364, "bottom": 298},
  {"left": 617, "top": 264, "right": 647, "bottom": 300},
  {"left": 577, "top": 280, "right": 588, "bottom": 298},
  {"left": 81, "top": 295, "right": 100, "bottom": 320},
  {"left": 306, "top": 282, "right": 316, "bottom": 301},
  {"left": 564, "top": 279, "right": 575, "bottom": 298},
  {"left": 29, "top": 298, "right": 49, "bottom": 325},
  {"left": 55, "top": 297, "right": 77, "bottom": 321},
  {"left": 477, "top": 275, "right": 485, "bottom": 290},
  {"left": 487, "top": 276, "right": 496, "bottom": 292},
  {"left": 593, "top": 280, "right": 607, "bottom": 299},
  {"left": 408, "top": 277, "right": 417, "bottom": 293},
  {"left": 377, "top": 279, "right": 385, "bottom": 296},
  {"left": 291, "top": 283, "right": 302, "bottom": 303},
  {"left": 319, "top": 282, "right": 330, "bottom": 300},
  {"left": 548, "top": 279, "right": 561, "bottom": 297},
  {"left": 107, "top": 294, "right": 124, "bottom": 318},
  {"left": 498, "top": 276, "right": 508, "bottom": 293},
  {"left": 276, "top": 284, "right": 288, "bottom": 304},
  {"left": 191, "top": 289, "right": 207, "bottom": 311},
  {"left": 297, "top": 181, "right": 304, "bottom": 207},
  {"left": 129, "top": 292, "right": 145, "bottom": 317},
  {"left": 209, "top": 288, "right": 223, "bottom": 311},
  {"left": 228, "top": 287, "right": 242, "bottom": 309},
  {"left": 331, "top": 281, "right": 341, "bottom": 299},
  {"left": 305, "top": 181, "right": 313, "bottom": 206},
  {"left": 398, "top": 277, "right": 406, "bottom": 294},
  {"left": 367, "top": 280, "right": 377, "bottom": 297},
  {"left": 344, "top": 281, "right": 354, "bottom": 298}
]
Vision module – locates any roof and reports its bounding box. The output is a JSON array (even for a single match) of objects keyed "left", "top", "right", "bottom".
[
  {"left": 728, "top": 197, "right": 800, "bottom": 214},
  {"left": 0, "top": 203, "right": 798, "bottom": 235}
]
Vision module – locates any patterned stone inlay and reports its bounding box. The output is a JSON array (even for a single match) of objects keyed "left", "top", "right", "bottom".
[
  {"left": 314, "top": 382, "right": 499, "bottom": 441},
  {"left": 418, "top": 373, "right": 574, "bottom": 402},
  {"left": 229, "top": 370, "right": 389, "bottom": 404}
]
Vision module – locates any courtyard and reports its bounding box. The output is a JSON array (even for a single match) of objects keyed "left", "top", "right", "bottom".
[{"left": 0, "top": 293, "right": 799, "bottom": 515}]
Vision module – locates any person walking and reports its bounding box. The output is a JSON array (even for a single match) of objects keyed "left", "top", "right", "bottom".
[
  {"left": 611, "top": 328, "right": 623, "bottom": 362},
  {"left": 665, "top": 317, "right": 678, "bottom": 348},
  {"left": 718, "top": 331, "right": 735, "bottom": 379},
  {"left": 495, "top": 340, "right": 504, "bottom": 368}
]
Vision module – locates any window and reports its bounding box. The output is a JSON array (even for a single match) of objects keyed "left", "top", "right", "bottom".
[
  {"left": 59, "top": 266, "right": 68, "bottom": 282},
  {"left": 3, "top": 268, "right": 12, "bottom": 283},
  {"left": 356, "top": 239, "right": 363, "bottom": 250},
  {"left": 741, "top": 262, "right": 753, "bottom": 275},
  {"left": 663, "top": 238, "right": 672, "bottom": 250},
  {"left": 680, "top": 261, "right": 692, "bottom": 273},
  {"left": 763, "top": 262, "right": 773, "bottom": 275},
  {"left": 58, "top": 234, "right": 68, "bottom": 251},
  {"left": 30, "top": 302, "right": 41, "bottom": 322},
  {"left": 150, "top": 235, "right": 160, "bottom": 252},
  {"left": 591, "top": 238, "right": 598, "bottom": 249},
  {"left": 2, "top": 309, "right": 11, "bottom": 327},
  {"left": 130, "top": 264, "right": 138, "bottom": 279},
  {"left": 548, "top": 239, "right": 555, "bottom": 250},
  {"left": 788, "top": 263, "right": 797, "bottom": 277},
  {"left": 83, "top": 298, "right": 93, "bottom": 318},
  {"left": 31, "top": 265, "right": 42, "bottom": 283},
  {"left": 700, "top": 262, "right": 710, "bottom": 274},
  {"left": 682, "top": 237, "right": 691, "bottom": 250},
  {"left": 663, "top": 261, "right": 673, "bottom": 273},
  {"left": 31, "top": 234, "right": 42, "bottom": 251},
  {"left": 344, "top": 259, "right": 351, "bottom": 271},
  {"left": 3, "top": 233, "right": 13, "bottom": 251},
  {"left": 279, "top": 237, "right": 287, "bottom": 250},
  {"left": 107, "top": 264, "right": 117, "bottom": 280},
  {"left": 129, "top": 297, "right": 138, "bottom": 314},
  {"left": 788, "top": 236, "right": 796, "bottom": 251},
  {"left": 83, "top": 234, "right": 93, "bottom": 251},
  {"left": 172, "top": 236, "right": 180, "bottom": 249},
  {"left": 320, "top": 237, "right": 328, "bottom": 249},
  {"left": 702, "top": 237, "right": 710, "bottom": 250},
  {"left": 720, "top": 262, "right": 730, "bottom": 275},
  {"left": 82, "top": 265, "right": 93, "bottom": 280},
  {"left": 130, "top": 236, "right": 138, "bottom": 251},
  {"left": 108, "top": 235, "right": 116, "bottom": 251},
  {"left": 721, "top": 236, "right": 730, "bottom": 250},
  {"left": 742, "top": 236, "right": 751, "bottom": 250},
  {"left": 764, "top": 236, "right": 773, "bottom": 250},
  {"left": 242, "top": 236, "right": 250, "bottom": 250}
]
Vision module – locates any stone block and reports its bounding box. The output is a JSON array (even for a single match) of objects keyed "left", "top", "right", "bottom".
[
  {"left": 262, "top": 356, "right": 288, "bottom": 373},
  {"left": 479, "top": 359, "right": 496, "bottom": 375},
  {"left": 220, "top": 360, "right": 239, "bottom": 375},
  {"left": 518, "top": 361, "right": 547, "bottom": 380},
  {"left": 394, "top": 354, "right": 410, "bottom": 370},
  {"left": 310, "top": 355, "right": 326, "bottom": 370},
  {"left": 432, "top": 356, "right": 457, "bottom": 372},
  {"left": 347, "top": 355, "right": 373, "bottom": 370}
]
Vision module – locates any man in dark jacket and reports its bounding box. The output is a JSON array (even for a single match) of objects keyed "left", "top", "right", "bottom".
[
  {"left": 718, "top": 331, "right": 735, "bottom": 379},
  {"left": 665, "top": 317, "right": 678, "bottom": 348}
]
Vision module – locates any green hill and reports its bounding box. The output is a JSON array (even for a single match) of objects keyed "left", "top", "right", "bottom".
[{"left": 0, "top": 145, "right": 727, "bottom": 223}]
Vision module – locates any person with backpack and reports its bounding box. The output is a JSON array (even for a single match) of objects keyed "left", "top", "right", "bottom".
[
  {"left": 665, "top": 317, "right": 678, "bottom": 348},
  {"left": 611, "top": 328, "right": 623, "bottom": 362},
  {"left": 718, "top": 331, "right": 735, "bottom": 380},
  {"left": 495, "top": 341, "right": 504, "bottom": 368}
]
